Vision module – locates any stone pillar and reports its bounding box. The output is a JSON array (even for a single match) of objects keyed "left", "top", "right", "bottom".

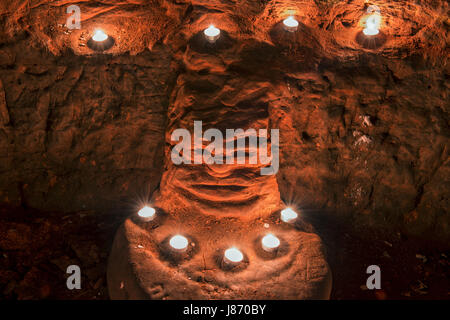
[{"left": 107, "top": 30, "right": 331, "bottom": 300}]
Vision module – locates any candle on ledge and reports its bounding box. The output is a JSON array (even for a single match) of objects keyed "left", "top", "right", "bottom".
[
  {"left": 169, "top": 235, "right": 189, "bottom": 252},
  {"left": 87, "top": 28, "right": 115, "bottom": 51},
  {"left": 224, "top": 247, "right": 244, "bottom": 264},
  {"left": 283, "top": 16, "right": 299, "bottom": 32},
  {"left": 280, "top": 207, "right": 298, "bottom": 223},
  {"left": 204, "top": 25, "right": 221, "bottom": 43},
  {"left": 137, "top": 206, "right": 156, "bottom": 222},
  {"left": 261, "top": 233, "right": 280, "bottom": 252}
]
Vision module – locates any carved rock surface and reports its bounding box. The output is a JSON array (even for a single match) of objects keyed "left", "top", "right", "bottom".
[
  {"left": 108, "top": 212, "right": 332, "bottom": 299},
  {"left": 0, "top": 0, "right": 448, "bottom": 241}
]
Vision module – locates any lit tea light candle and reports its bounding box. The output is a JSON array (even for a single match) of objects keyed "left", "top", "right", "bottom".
[
  {"left": 87, "top": 28, "right": 114, "bottom": 51},
  {"left": 204, "top": 25, "right": 221, "bottom": 43},
  {"left": 224, "top": 247, "right": 243, "bottom": 264},
  {"left": 363, "top": 5, "right": 381, "bottom": 36},
  {"left": 283, "top": 16, "right": 299, "bottom": 32},
  {"left": 281, "top": 207, "right": 298, "bottom": 223},
  {"left": 137, "top": 206, "right": 156, "bottom": 222},
  {"left": 169, "top": 235, "right": 189, "bottom": 252},
  {"left": 261, "top": 233, "right": 280, "bottom": 252},
  {"left": 92, "top": 29, "right": 108, "bottom": 42},
  {"left": 363, "top": 14, "right": 381, "bottom": 36}
]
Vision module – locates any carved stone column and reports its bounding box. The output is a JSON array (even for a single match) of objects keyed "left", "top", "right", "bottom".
[{"left": 107, "top": 30, "right": 331, "bottom": 300}]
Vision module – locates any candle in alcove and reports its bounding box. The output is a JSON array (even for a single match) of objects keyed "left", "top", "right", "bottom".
[
  {"left": 87, "top": 28, "right": 115, "bottom": 51},
  {"left": 92, "top": 29, "right": 109, "bottom": 42},
  {"left": 280, "top": 207, "right": 298, "bottom": 223},
  {"left": 204, "top": 25, "right": 221, "bottom": 43},
  {"left": 363, "top": 5, "right": 381, "bottom": 36},
  {"left": 169, "top": 235, "right": 189, "bottom": 252},
  {"left": 224, "top": 247, "right": 244, "bottom": 264},
  {"left": 137, "top": 206, "right": 156, "bottom": 222},
  {"left": 261, "top": 233, "right": 280, "bottom": 252},
  {"left": 363, "top": 14, "right": 381, "bottom": 36},
  {"left": 283, "top": 16, "right": 299, "bottom": 32}
]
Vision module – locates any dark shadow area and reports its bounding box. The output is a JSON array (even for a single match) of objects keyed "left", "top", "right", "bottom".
[
  {"left": 253, "top": 234, "right": 289, "bottom": 261},
  {"left": 301, "top": 209, "right": 450, "bottom": 300}
]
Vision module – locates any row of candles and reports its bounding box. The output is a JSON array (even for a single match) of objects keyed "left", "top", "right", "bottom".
[
  {"left": 205, "top": 9, "right": 382, "bottom": 42},
  {"left": 90, "top": 7, "right": 382, "bottom": 48},
  {"left": 137, "top": 206, "right": 298, "bottom": 265}
]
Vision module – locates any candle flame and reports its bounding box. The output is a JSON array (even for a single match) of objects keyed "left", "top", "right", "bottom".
[
  {"left": 283, "top": 16, "right": 299, "bottom": 28},
  {"left": 92, "top": 29, "right": 108, "bottom": 42},
  {"left": 262, "top": 233, "right": 280, "bottom": 250},
  {"left": 281, "top": 207, "right": 298, "bottom": 222},
  {"left": 204, "top": 25, "right": 220, "bottom": 37},
  {"left": 224, "top": 247, "right": 243, "bottom": 263},
  {"left": 137, "top": 206, "right": 155, "bottom": 219},
  {"left": 169, "top": 235, "right": 189, "bottom": 250},
  {"left": 363, "top": 13, "right": 381, "bottom": 36}
]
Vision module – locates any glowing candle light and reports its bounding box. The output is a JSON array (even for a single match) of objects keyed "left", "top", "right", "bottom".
[
  {"left": 363, "top": 5, "right": 381, "bottom": 36},
  {"left": 169, "top": 235, "right": 189, "bottom": 251},
  {"left": 281, "top": 207, "right": 298, "bottom": 223},
  {"left": 224, "top": 247, "right": 243, "bottom": 263},
  {"left": 204, "top": 25, "right": 221, "bottom": 43},
  {"left": 92, "top": 29, "right": 108, "bottom": 42},
  {"left": 137, "top": 206, "right": 156, "bottom": 222},
  {"left": 261, "top": 233, "right": 280, "bottom": 252},
  {"left": 283, "top": 16, "right": 299, "bottom": 32},
  {"left": 363, "top": 14, "right": 381, "bottom": 36}
]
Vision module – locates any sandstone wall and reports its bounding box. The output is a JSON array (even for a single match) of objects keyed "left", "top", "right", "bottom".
[{"left": 0, "top": 0, "right": 448, "bottom": 240}]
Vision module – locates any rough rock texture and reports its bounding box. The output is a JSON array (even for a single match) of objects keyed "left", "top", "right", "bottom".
[
  {"left": 0, "top": 41, "right": 174, "bottom": 212},
  {"left": 108, "top": 19, "right": 332, "bottom": 298},
  {"left": 0, "top": 1, "right": 449, "bottom": 242},
  {"left": 108, "top": 211, "right": 331, "bottom": 299},
  {"left": 152, "top": 35, "right": 285, "bottom": 219}
]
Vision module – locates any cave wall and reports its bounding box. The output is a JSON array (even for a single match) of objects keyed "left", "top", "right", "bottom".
[
  {"left": 274, "top": 55, "right": 449, "bottom": 239},
  {"left": 0, "top": 0, "right": 448, "bottom": 240},
  {"left": 0, "top": 41, "right": 174, "bottom": 212}
]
